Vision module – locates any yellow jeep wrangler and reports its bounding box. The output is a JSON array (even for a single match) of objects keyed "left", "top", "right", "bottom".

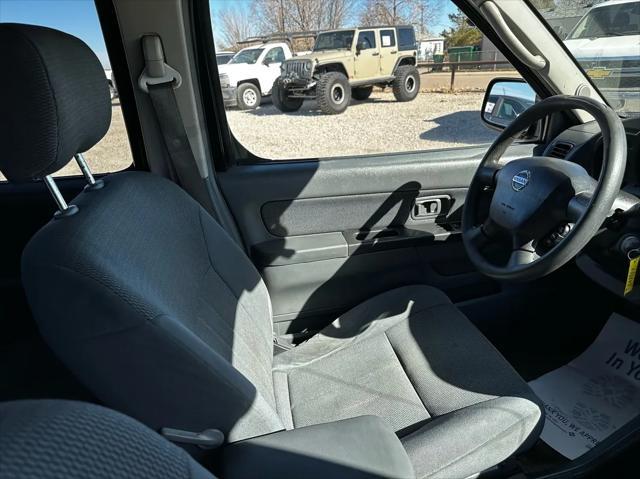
[{"left": 273, "top": 26, "right": 420, "bottom": 115}]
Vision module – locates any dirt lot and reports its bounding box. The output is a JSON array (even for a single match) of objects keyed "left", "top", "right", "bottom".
[
  {"left": 3, "top": 92, "right": 497, "bottom": 182},
  {"left": 2, "top": 69, "right": 635, "bottom": 180},
  {"left": 0, "top": 87, "right": 500, "bottom": 182},
  {"left": 0, "top": 72, "right": 513, "bottom": 182},
  {"left": 227, "top": 90, "right": 498, "bottom": 159}
]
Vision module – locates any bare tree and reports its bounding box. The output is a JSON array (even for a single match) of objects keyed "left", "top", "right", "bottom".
[
  {"left": 288, "top": 0, "right": 321, "bottom": 31},
  {"left": 359, "top": 0, "right": 412, "bottom": 25},
  {"left": 252, "top": 0, "right": 357, "bottom": 34},
  {"left": 324, "top": 0, "right": 358, "bottom": 29},
  {"left": 216, "top": 5, "right": 256, "bottom": 50},
  {"left": 359, "top": 0, "right": 444, "bottom": 34},
  {"left": 251, "top": 0, "right": 285, "bottom": 34},
  {"left": 412, "top": 0, "right": 445, "bottom": 35}
]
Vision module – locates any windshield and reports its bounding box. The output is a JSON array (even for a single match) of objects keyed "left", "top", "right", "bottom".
[
  {"left": 313, "top": 30, "right": 355, "bottom": 51},
  {"left": 229, "top": 48, "right": 264, "bottom": 64},
  {"left": 568, "top": 2, "right": 640, "bottom": 39},
  {"left": 533, "top": 0, "right": 640, "bottom": 118}
]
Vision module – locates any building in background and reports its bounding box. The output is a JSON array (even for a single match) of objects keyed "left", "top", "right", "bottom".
[{"left": 417, "top": 36, "right": 445, "bottom": 61}]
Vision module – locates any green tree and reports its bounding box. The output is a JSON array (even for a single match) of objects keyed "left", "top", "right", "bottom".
[{"left": 440, "top": 9, "right": 482, "bottom": 47}]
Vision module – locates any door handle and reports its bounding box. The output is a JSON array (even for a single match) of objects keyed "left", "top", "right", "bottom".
[
  {"left": 390, "top": 50, "right": 397, "bottom": 54},
  {"left": 372, "top": 52, "right": 380, "bottom": 56},
  {"left": 412, "top": 196, "right": 451, "bottom": 219}
]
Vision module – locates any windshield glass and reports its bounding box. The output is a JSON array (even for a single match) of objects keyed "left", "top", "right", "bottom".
[
  {"left": 229, "top": 48, "right": 264, "bottom": 64},
  {"left": 313, "top": 30, "right": 355, "bottom": 51},
  {"left": 568, "top": 1, "right": 640, "bottom": 39},
  {"left": 532, "top": 0, "right": 640, "bottom": 118}
]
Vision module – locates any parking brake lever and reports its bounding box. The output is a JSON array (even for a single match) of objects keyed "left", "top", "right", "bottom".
[{"left": 161, "top": 427, "right": 225, "bottom": 449}]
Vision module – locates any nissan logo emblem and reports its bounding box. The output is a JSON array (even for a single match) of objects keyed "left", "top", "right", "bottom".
[{"left": 512, "top": 170, "right": 530, "bottom": 191}]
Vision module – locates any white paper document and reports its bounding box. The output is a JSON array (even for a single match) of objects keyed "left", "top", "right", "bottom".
[{"left": 529, "top": 314, "right": 640, "bottom": 459}]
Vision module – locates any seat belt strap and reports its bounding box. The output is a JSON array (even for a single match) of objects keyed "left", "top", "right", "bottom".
[
  {"left": 147, "top": 83, "right": 214, "bottom": 212},
  {"left": 139, "top": 34, "right": 215, "bottom": 215}
]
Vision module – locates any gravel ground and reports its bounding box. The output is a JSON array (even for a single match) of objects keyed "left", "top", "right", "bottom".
[
  {"left": 226, "top": 91, "right": 499, "bottom": 159},
  {"left": 0, "top": 92, "right": 496, "bottom": 182}
]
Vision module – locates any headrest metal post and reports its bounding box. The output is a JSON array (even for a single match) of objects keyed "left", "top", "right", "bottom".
[
  {"left": 74, "top": 153, "right": 104, "bottom": 191},
  {"left": 44, "top": 175, "right": 68, "bottom": 212},
  {"left": 43, "top": 175, "right": 79, "bottom": 218},
  {"left": 75, "top": 153, "right": 96, "bottom": 185}
]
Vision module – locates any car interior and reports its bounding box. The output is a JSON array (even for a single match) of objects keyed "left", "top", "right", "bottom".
[{"left": 0, "top": 0, "right": 639, "bottom": 478}]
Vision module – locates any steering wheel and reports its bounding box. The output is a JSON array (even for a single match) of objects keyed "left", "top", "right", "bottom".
[{"left": 462, "top": 95, "right": 627, "bottom": 281}]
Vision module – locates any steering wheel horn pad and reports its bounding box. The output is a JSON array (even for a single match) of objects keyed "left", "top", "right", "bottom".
[
  {"left": 490, "top": 157, "right": 594, "bottom": 244},
  {"left": 462, "top": 95, "right": 627, "bottom": 281}
]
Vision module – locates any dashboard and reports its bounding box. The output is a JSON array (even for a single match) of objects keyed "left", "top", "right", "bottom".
[
  {"left": 545, "top": 116, "right": 640, "bottom": 303},
  {"left": 544, "top": 116, "right": 640, "bottom": 187}
]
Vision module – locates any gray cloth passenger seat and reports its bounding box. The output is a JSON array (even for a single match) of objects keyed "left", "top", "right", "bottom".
[{"left": 0, "top": 22, "right": 544, "bottom": 479}]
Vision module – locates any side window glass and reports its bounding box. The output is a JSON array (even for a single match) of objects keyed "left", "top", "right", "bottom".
[
  {"left": 381, "top": 30, "right": 396, "bottom": 48},
  {"left": 398, "top": 28, "right": 416, "bottom": 51},
  {"left": 357, "top": 31, "right": 376, "bottom": 50},
  {"left": 210, "top": 2, "right": 522, "bottom": 161},
  {"left": 0, "top": 0, "right": 133, "bottom": 182},
  {"left": 265, "top": 47, "right": 284, "bottom": 63}
]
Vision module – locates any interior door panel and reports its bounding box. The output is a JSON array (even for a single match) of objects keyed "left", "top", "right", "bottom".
[{"left": 219, "top": 144, "right": 536, "bottom": 335}]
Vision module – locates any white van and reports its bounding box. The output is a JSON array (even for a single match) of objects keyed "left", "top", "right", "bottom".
[{"left": 564, "top": 0, "right": 640, "bottom": 107}]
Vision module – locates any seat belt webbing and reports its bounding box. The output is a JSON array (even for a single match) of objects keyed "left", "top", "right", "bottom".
[{"left": 147, "top": 82, "right": 215, "bottom": 214}]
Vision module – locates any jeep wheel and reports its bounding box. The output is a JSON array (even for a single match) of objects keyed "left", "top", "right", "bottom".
[
  {"left": 317, "top": 72, "right": 351, "bottom": 115},
  {"left": 272, "top": 78, "right": 303, "bottom": 113},
  {"left": 392, "top": 65, "right": 420, "bottom": 102},
  {"left": 237, "top": 83, "right": 261, "bottom": 110},
  {"left": 352, "top": 86, "right": 373, "bottom": 101}
]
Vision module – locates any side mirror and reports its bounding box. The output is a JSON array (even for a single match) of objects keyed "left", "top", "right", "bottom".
[
  {"left": 263, "top": 58, "right": 272, "bottom": 66},
  {"left": 481, "top": 78, "right": 538, "bottom": 133},
  {"left": 356, "top": 42, "right": 366, "bottom": 54}
]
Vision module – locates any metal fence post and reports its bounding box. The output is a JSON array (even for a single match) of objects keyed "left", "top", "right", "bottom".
[{"left": 450, "top": 64, "right": 456, "bottom": 91}]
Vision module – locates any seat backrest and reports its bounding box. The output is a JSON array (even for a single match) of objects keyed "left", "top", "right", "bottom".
[
  {"left": 0, "top": 400, "right": 215, "bottom": 478},
  {"left": 0, "top": 23, "right": 283, "bottom": 442}
]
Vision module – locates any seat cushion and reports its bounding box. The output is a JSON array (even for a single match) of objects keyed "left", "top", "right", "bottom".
[{"left": 273, "top": 285, "right": 543, "bottom": 479}]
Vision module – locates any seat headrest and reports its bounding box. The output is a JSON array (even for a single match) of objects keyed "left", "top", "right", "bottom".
[{"left": 0, "top": 24, "right": 111, "bottom": 182}]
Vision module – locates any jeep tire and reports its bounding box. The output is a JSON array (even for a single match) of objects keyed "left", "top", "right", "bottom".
[
  {"left": 272, "top": 78, "right": 303, "bottom": 113},
  {"left": 392, "top": 65, "right": 420, "bottom": 102},
  {"left": 352, "top": 86, "right": 373, "bottom": 101},
  {"left": 237, "top": 83, "right": 261, "bottom": 110},
  {"left": 317, "top": 72, "right": 351, "bottom": 114}
]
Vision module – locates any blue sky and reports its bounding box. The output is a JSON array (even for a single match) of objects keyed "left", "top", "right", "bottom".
[
  {"left": 0, "top": 0, "right": 110, "bottom": 66},
  {"left": 0, "top": 0, "right": 456, "bottom": 68},
  {"left": 492, "top": 81, "right": 536, "bottom": 101}
]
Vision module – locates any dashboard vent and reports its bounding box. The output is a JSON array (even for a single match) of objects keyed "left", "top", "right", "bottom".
[{"left": 548, "top": 141, "right": 574, "bottom": 159}]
